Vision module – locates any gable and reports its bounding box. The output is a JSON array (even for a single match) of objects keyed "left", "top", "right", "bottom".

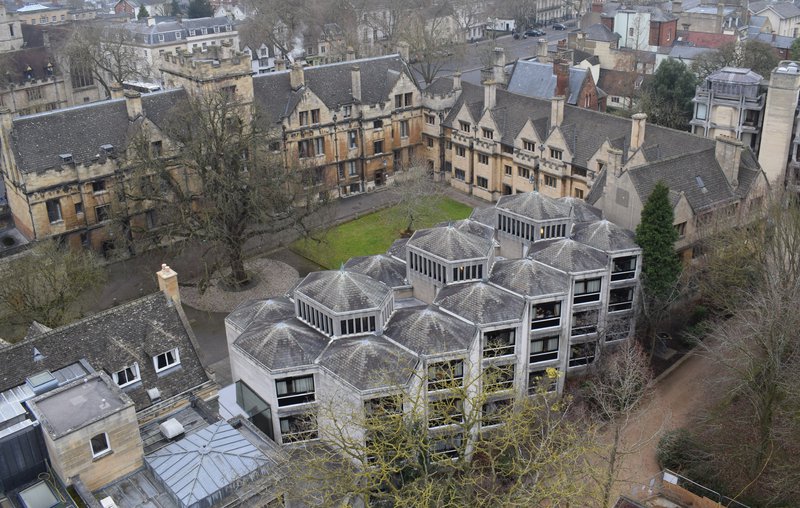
[{"left": 515, "top": 118, "right": 543, "bottom": 147}]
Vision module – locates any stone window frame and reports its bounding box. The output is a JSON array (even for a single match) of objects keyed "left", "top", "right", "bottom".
[{"left": 90, "top": 432, "right": 111, "bottom": 459}]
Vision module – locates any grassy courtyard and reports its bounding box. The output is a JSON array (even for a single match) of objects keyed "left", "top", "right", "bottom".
[{"left": 291, "top": 197, "right": 473, "bottom": 269}]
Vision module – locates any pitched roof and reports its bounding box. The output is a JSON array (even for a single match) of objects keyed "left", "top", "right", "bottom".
[
  {"left": 749, "top": 31, "right": 795, "bottom": 50},
  {"left": 507, "top": 60, "right": 589, "bottom": 105},
  {"left": 597, "top": 69, "right": 648, "bottom": 97},
  {"left": 571, "top": 220, "right": 639, "bottom": 253},
  {"left": 233, "top": 317, "right": 328, "bottom": 371},
  {"left": 677, "top": 31, "right": 736, "bottom": 49},
  {"left": 344, "top": 254, "right": 409, "bottom": 289},
  {"left": 383, "top": 306, "right": 476, "bottom": 355},
  {"left": 433, "top": 218, "right": 495, "bottom": 241},
  {"left": 226, "top": 297, "right": 295, "bottom": 334},
  {"left": 434, "top": 282, "right": 525, "bottom": 325},
  {"left": 497, "top": 192, "right": 572, "bottom": 221},
  {"left": 316, "top": 335, "right": 417, "bottom": 391},
  {"left": 558, "top": 196, "right": 603, "bottom": 223},
  {"left": 489, "top": 258, "right": 569, "bottom": 298},
  {"left": 0, "top": 293, "right": 210, "bottom": 411},
  {"left": 295, "top": 270, "right": 391, "bottom": 314},
  {"left": 707, "top": 67, "right": 763, "bottom": 84},
  {"left": 408, "top": 225, "right": 492, "bottom": 261},
  {"left": 387, "top": 238, "right": 409, "bottom": 260},
  {"left": 528, "top": 238, "right": 609, "bottom": 273},
  {"left": 760, "top": 2, "right": 800, "bottom": 19},
  {"left": 469, "top": 207, "right": 497, "bottom": 227},
  {"left": 584, "top": 23, "right": 621, "bottom": 42}
]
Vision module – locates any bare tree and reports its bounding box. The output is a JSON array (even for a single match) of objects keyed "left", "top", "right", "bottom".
[
  {"left": 0, "top": 240, "right": 106, "bottom": 331},
  {"left": 124, "top": 91, "right": 328, "bottom": 289},
  {"left": 400, "top": 3, "right": 466, "bottom": 84},
  {"left": 239, "top": 0, "right": 310, "bottom": 58},
  {"left": 65, "top": 24, "right": 150, "bottom": 97},
  {"left": 389, "top": 158, "right": 446, "bottom": 234}
]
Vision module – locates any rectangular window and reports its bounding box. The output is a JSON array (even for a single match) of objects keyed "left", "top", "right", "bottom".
[
  {"left": 279, "top": 414, "right": 318, "bottom": 442},
  {"left": 26, "top": 88, "right": 42, "bottom": 101},
  {"left": 404, "top": 92, "right": 413, "bottom": 106},
  {"left": 574, "top": 278, "right": 601, "bottom": 304},
  {"left": 518, "top": 166, "right": 530, "bottom": 178},
  {"left": 544, "top": 175, "right": 557, "bottom": 188},
  {"left": 571, "top": 310, "right": 598, "bottom": 336},
  {"left": 428, "top": 360, "right": 464, "bottom": 391},
  {"left": 348, "top": 130, "right": 357, "bottom": 149},
  {"left": 394, "top": 94, "right": 403, "bottom": 108},
  {"left": 90, "top": 433, "right": 110, "bottom": 458},
  {"left": 482, "top": 398, "right": 512, "bottom": 426},
  {"left": 311, "top": 109, "right": 320, "bottom": 124},
  {"left": 347, "top": 160, "right": 357, "bottom": 176},
  {"left": 343, "top": 105, "right": 351, "bottom": 118},
  {"left": 569, "top": 341, "right": 597, "bottom": 367},
  {"left": 476, "top": 176, "right": 488, "bottom": 188},
  {"left": 459, "top": 121, "right": 470, "bottom": 131},
  {"left": 611, "top": 256, "right": 637, "bottom": 281},
  {"left": 400, "top": 120, "right": 409, "bottom": 138},
  {"left": 276, "top": 375, "right": 315, "bottom": 406},
  {"left": 478, "top": 153, "right": 489, "bottom": 165},
  {"left": 373, "top": 140, "right": 384, "bottom": 154},
  {"left": 484, "top": 363, "right": 515, "bottom": 392},
  {"left": 427, "top": 137, "right": 434, "bottom": 148},
  {"left": 373, "top": 119, "right": 383, "bottom": 128},
  {"left": 483, "top": 329, "right": 515, "bottom": 357},
  {"left": 92, "top": 180, "right": 106, "bottom": 193},
  {"left": 609, "top": 287, "right": 634, "bottom": 312},
  {"left": 528, "top": 370, "right": 557, "bottom": 394},
  {"left": 504, "top": 165, "right": 512, "bottom": 176},
  {"left": 425, "top": 114, "right": 436, "bottom": 125},
  {"left": 314, "top": 137, "right": 324, "bottom": 156},
  {"left": 575, "top": 188, "right": 584, "bottom": 199},
  {"left": 95, "top": 204, "right": 111, "bottom": 223},
  {"left": 158, "top": 33, "right": 164, "bottom": 41},
  {"left": 530, "top": 335, "right": 559, "bottom": 363},
  {"left": 454, "top": 168, "right": 466, "bottom": 181},
  {"left": 531, "top": 302, "right": 561, "bottom": 329},
  {"left": 482, "top": 128, "right": 493, "bottom": 139},
  {"left": 430, "top": 432, "right": 463, "bottom": 460},
  {"left": 523, "top": 140, "right": 535, "bottom": 151},
  {"left": 113, "top": 363, "right": 140, "bottom": 387},
  {"left": 299, "top": 111, "right": 309, "bottom": 125},
  {"left": 46, "top": 199, "right": 62, "bottom": 223},
  {"left": 428, "top": 397, "right": 463, "bottom": 427},
  {"left": 151, "top": 140, "right": 163, "bottom": 157},
  {"left": 550, "top": 148, "right": 563, "bottom": 160},
  {"left": 153, "top": 348, "right": 180, "bottom": 372},
  {"left": 674, "top": 222, "right": 686, "bottom": 238},
  {"left": 74, "top": 202, "right": 83, "bottom": 215},
  {"left": 455, "top": 145, "right": 466, "bottom": 157}
]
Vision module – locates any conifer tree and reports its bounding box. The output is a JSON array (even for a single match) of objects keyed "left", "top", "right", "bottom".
[
  {"left": 137, "top": 4, "right": 149, "bottom": 19},
  {"left": 635, "top": 181, "right": 680, "bottom": 298}
]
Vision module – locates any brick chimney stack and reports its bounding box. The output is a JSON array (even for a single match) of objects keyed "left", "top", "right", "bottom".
[
  {"left": 553, "top": 60, "right": 570, "bottom": 97},
  {"left": 157, "top": 264, "right": 181, "bottom": 305},
  {"left": 290, "top": 62, "right": 304, "bottom": 90}
]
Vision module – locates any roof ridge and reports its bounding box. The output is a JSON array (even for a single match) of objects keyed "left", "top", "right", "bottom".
[{"left": 627, "top": 146, "right": 714, "bottom": 172}]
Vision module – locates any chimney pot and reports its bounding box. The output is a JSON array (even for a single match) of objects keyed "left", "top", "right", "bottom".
[
  {"left": 123, "top": 89, "right": 143, "bottom": 120},
  {"left": 274, "top": 57, "right": 286, "bottom": 71},
  {"left": 157, "top": 264, "right": 181, "bottom": 304},
  {"left": 630, "top": 112, "right": 647, "bottom": 151},
  {"left": 452, "top": 72, "right": 462, "bottom": 91}
]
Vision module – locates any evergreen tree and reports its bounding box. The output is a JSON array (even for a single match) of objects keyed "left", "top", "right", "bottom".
[
  {"left": 635, "top": 181, "right": 680, "bottom": 299},
  {"left": 187, "top": 0, "right": 213, "bottom": 18},
  {"left": 137, "top": 4, "right": 149, "bottom": 19},
  {"left": 638, "top": 59, "right": 697, "bottom": 130},
  {"left": 170, "top": 0, "right": 182, "bottom": 16}
]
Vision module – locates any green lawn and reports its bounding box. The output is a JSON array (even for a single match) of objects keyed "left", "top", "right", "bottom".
[{"left": 291, "top": 197, "right": 473, "bottom": 269}]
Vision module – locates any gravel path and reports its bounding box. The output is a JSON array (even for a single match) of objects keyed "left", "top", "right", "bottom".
[{"left": 180, "top": 257, "right": 299, "bottom": 313}]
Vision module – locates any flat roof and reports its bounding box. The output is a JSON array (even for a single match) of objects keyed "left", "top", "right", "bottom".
[{"left": 28, "top": 373, "right": 132, "bottom": 439}]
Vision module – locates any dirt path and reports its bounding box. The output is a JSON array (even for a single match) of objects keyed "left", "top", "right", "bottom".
[{"left": 606, "top": 349, "right": 722, "bottom": 501}]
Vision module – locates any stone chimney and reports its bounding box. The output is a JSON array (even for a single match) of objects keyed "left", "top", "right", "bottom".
[
  {"left": 629, "top": 113, "right": 647, "bottom": 151},
  {"left": 538, "top": 38, "right": 548, "bottom": 59},
  {"left": 351, "top": 66, "right": 361, "bottom": 102},
  {"left": 716, "top": 2, "right": 724, "bottom": 32},
  {"left": 346, "top": 46, "right": 356, "bottom": 61},
  {"left": 493, "top": 47, "right": 506, "bottom": 85},
  {"left": 673, "top": 0, "right": 682, "bottom": 16},
  {"left": 484, "top": 79, "right": 497, "bottom": 110},
  {"left": 452, "top": 71, "right": 462, "bottom": 91},
  {"left": 157, "top": 264, "right": 180, "bottom": 305},
  {"left": 715, "top": 135, "right": 742, "bottom": 188},
  {"left": 146, "top": 16, "right": 155, "bottom": 27},
  {"left": 553, "top": 60, "right": 570, "bottom": 97},
  {"left": 397, "top": 41, "right": 410, "bottom": 62},
  {"left": 550, "top": 95, "right": 565, "bottom": 130},
  {"left": 274, "top": 57, "right": 286, "bottom": 72},
  {"left": 124, "top": 90, "right": 142, "bottom": 120},
  {"left": 607, "top": 147, "right": 624, "bottom": 177},
  {"left": 290, "top": 62, "right": 304, "bottom": 90},
  {"left": 110, "top": 82, "right": 125, "bottom": 99}
]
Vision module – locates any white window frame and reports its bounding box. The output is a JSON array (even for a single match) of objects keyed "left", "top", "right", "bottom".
[
  {"left": 153, "top": 347, "right": 180, "bottom": 372},
  {"left": 112, "top": 362, "right": 140, "bottom": 387},
  {"left": 90, "top": 432, "right": 111, "bottom": 458}
]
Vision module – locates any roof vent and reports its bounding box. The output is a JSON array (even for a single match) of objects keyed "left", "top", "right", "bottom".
[
  {"left": 147, "top": 387, "right": 161, "bottom": 401},
  {"left": 33, "top": 347, "right": 44, "bottom": 362},
  {"left": 100, "top": 497, "right": 120, "bottom": 508},
  {"left": 159, "top": 418, "right": 185, "bottom": 439},
  {"left": 26, "top": 370, "right": 57, "bottom": 395},
  {"left": 100, "top": 144, "right": 115, "bottom": 156},
  {"left": 59, "top": 153, "right": 73, "bottom": 164}
]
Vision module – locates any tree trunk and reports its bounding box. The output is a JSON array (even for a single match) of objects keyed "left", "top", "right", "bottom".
[
  {"left": 227, "top": 244, "right": 248, "bottom": 287},
  {"left": 602, "top": 424, "right": 621, "bottom": 508}
]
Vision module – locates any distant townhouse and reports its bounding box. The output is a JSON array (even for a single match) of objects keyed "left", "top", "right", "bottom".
[
  {"left": 114, "top": 0, "right": 170, "bottom": 18},
  {"left": 506, "top": 58, "right": 606, "bottom": 111},
  {"left": 225, "top": 191, "right": 641, "bottom": 448},
  {"left": 753, "top": 2, "right": 800, "bottom": 37}
]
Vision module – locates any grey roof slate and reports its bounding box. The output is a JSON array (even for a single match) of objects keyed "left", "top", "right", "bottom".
[
  {"left": 762, "top": 2, "right": 800, "bottom": 18},
  {"left": 507, "top": 60, "right": 589, "bottom": 105},
  {"left": 558, "top": 196, "right": 603, "bottom": 223},
  {"left": 707, "top": 67, "right": 763, "bottom": 84},
  {"left": 295, "top": 270, "right": 391, "bottom": 314},
  {"left": 121, "top": 16, "right": 234, "bottom": 45},
  {"left": 316, "top": 335, "right": 417, "bottom": 391},
  {"left": 233, "top": 317, "right": 328, "bottom": 371},
  {"left": 344, "top": 254, "right": 409, "bottom": 289},
  {"left": 749, "top": 31, "right": 795, "bottom": 49},
  {"left": 424, "top": 76, "right": 455, "bottom": 95},
  {"left": 226, "top": 297, "right": 295, "bottom": 333},
  {"left": 433, "top": 218, "right": 495, "bottom": 241},
  {"left": 387, "top": 238, "right": 409, "bottom": 260},
  {"left": 408, "top": 225, "right": 492, "bottom": 261},
  {"left": 489, "top": 258, "right": 569, "bottom": 298},
  {"left": 528, "top": 238, "right": 609, "bottom": 273},
  {"left": 146, "top": 421, "right": 272, "bottom": 508},
  {"left": 383, "top": 306, "right": 476, "bottom": 355},
  {"left": 434, "top": 282, "right": 525, "bottom": 325},
  {"left": 469, "top": 207, "right": 497, "bottom": 227},
  {"left": 584, "top": 23, "right": 621, "bottom": 42},
  {"left": 497, "top": 192, "right": 572, "bottom": 221},
  {"left": 669, "top": 45, "right": 715, "bottom": 59},
  {"left": 571, "top": 220, "right": 639, "bottom": 253},
  {"left": 252, "top": 55, "right": 413, "bottom": 124},
  {"left": 0, "top": 293, "right": 210, "bottom": 411}
]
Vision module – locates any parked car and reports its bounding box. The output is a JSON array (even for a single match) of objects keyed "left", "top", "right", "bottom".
[
  {"left": 525, "top": 28, "right": 546, "bottom": 36},
  {"left": 512, "top": 31, "right": 527, "bottom": 39},
  {"left": 553, "top": 23, "right": 566, "bottom": 30}
]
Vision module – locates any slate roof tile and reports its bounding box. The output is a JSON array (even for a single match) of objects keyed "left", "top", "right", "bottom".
[
  {"left": 571, "top": 220, "right": 639, "bottom": 253},
  {"left": 383, "top": 306, "right": 476, "bottom": 355},
  {"left": 408, "top": 226, "right": 493, "bottom": 261},
  {"left": 295, "top": 270, "right": 392, "bottom": 314},
  {"left": 233, "top": 317, "right": 328, "bottom": 371},
  {"left": 489, "top": 258, "right": 569, "bottom": 298},
  {"left": 344, "top": 254, "right": 409, "bottom": 289},
  {"left": 497, "top": 191, "right": 572, "bottom": 221},
  {"left": 528, "top": 238, "right": 609, "bottom": 273},
  {"left": 316, "top": 335, "right": 417, "bottom": 391},
  {"left": 434, "top": 282, "right": 525, "bottom": 325}
]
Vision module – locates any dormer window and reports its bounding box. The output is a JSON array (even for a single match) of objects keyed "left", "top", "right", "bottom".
[
  {"left": 189, "top": 29, "right": 196, "bottom": 36},
  {"left": 92, "top": 179, "right": 106, "bottom": 193},
  {"left": 459, "top": 121, "right": 470, "bottom": 131},
  {"left": 153, "top": 348, "right": 180, "bottom": 373},
  {"left": 176, "top": 31, "right": 182, "bottom": 39},
  {"left": 59, "top": 153, "right": 73, "bottom": 164},
  {"left": 112, "top": 363, "right": 140, "bottom": 387},
  {"left": 100, "top": 144, "right": 115, "bottom": 157}
]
